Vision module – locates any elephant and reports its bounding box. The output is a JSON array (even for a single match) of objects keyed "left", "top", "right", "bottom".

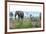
[
  {"left": 9, "top": 12, "right": 13, "bottom": 20},
  {"left": 15, "top": 11, "right": 24, "bottom": 21},
  {"left": 40, "top": 12, "right": 41, "bottom": 20},
  {"left": 9, "top": 12, "right": 13, "bottom": 17}
]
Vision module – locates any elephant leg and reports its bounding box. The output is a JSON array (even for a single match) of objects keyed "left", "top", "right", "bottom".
[
  {"left": 18, "top": 16, "right": 20, "bottom": 22},
  {"left": 21, "top": 16, "right": 24, "bottom": 23}
]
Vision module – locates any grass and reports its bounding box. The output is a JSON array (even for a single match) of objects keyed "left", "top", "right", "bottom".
[
  {"left": 15, "top": 19, "right": 33, "bottom": 29},
  {"left": 16, "top": 22, "right": 33, "bottom": 29},
  {"left": 10, "top": 18, "right": 41, "bottom": 29}
]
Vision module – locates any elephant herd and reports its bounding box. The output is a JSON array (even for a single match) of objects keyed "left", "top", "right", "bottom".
[
  {"left": 9, "top": 11, "right": 24, "bottom": 20},
  {"left": 9, "top": 11, "right": 41, "bottom": 21}
]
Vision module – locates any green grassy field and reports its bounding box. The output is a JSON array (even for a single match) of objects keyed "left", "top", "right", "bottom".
[
  {"left": 10, "top": 18, "right": 41, "bottom": 29},
  {"left": 15, "top": 19, "right": 33, "bottom": 29}
]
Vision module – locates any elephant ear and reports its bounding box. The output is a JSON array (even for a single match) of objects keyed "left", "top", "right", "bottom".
[
  {"left": 15, "top": 11, "right": 18, "bottom": 15},
  {"left": 17, "top": 11, "right": 20, "bottom": 15},
  {"left": 18, "top": 11, "right": 20, "bottom": 15}
]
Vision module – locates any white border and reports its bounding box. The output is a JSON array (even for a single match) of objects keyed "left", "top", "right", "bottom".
[{"left": 7, "top": 2, "right": 43, "bottom": 32}]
